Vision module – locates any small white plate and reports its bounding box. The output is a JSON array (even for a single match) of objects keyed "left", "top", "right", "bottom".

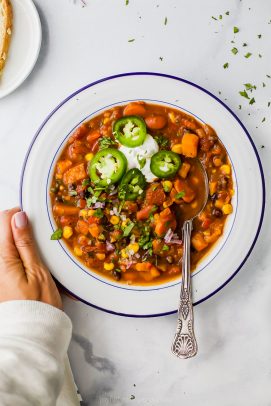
[
  {"left": 0, "top": 0, "right": 41, "bottom": 99},
  {"left": 20, "top": 73, "right": 265, "bottom": 317}
]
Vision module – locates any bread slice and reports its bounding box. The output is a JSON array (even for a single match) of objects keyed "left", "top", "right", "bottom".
[{"left": 0, "top": 0, "right": 13, "bottom": 78}]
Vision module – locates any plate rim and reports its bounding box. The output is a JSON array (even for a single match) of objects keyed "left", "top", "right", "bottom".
[
  {"left": 0, "top": 0, "right": 42, "bottom": 99},
  {"left": 19, "top": 72, "right": 266, "bottom": 318}
]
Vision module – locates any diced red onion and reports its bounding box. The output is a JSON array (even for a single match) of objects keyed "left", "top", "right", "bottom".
[
  {"left": 93, "top": 202, "right": 105, "bottom": 209},
  {"left": 106, "top": 241, "right": 115, "bottom": 252},
  {"left": 164, "top": 228, "right": 173, "bottom": 243}
]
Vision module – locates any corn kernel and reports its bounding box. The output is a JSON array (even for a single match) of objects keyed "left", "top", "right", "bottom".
[
  {"left": 110, "top": 215, "right": 120, "bottom": 225},
  {"left": 213, "top": 157, "right": 222, "bottom": 167},
  {"left": 215, "top": 199, "right": 224, "bottom": 209},
  {"left": 59, "top": 185, "right": 64, "bottom": 191},
  {"left": 190, "top": 201, "right": 198, "bottom": 209},
  {"left": 222, "top": 204, "right": 233, "bottom": 215},
  {"left": 63, "top": 226, "right": 73, "bottom": 239},
  {"left": 79, "top": 209, "right": 88, "bottom": 218},
  {"left": 55, "top": 174, "right": 62, "bottom": 180},
  {"left": 171, "top": 144, "right": 183, "bottom": 154},
  {"left": 74, "top": 246, "right": 83, "bottom": 257},
  {"left": 128, "top": 243, "right": 139, "bottom": 253},
  {"left": 162, "top": 180, "right": 173, "bottom": 193},
  {"left": 103, "top": 117, "right": 110, "bottom": 124},
  {"left": 88, "top": 209, "right": 95, "bottom": 217},
  {"left": 168, "top": 112, "right": 176, "bottom": 123},
  {"left": 121, "top": 220, "right": 128, "bottom": 227},
  {"left": 104, "top": 262, "right": 114, "bottom": 271},
  {"left": 121, "top": 249, "right": 129, "bottom": 259},
  {"left": 150, "top": 267, "right": 160, "bottom": 277},
  {"left": 220, "top": 164, "right": 231, "bottom": 175},
  {"left": 209, "top": 181, "right": 217, "bottom": 196},
  {"left": 96, "top": 253, "right": 106, "bottom": 260},
  {"left": 85, "top": 153, "right": 94, "bottom": 162}
]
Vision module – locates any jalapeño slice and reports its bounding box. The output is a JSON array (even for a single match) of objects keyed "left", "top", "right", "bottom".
[
  {"left": 89, "top": 148, "right": 127, "bottom": 187},
  {"left": 150, "top": 151, "right": 181, "bottom": 179},
  {"left": 113, "top": 116, "right": 147, "bottom": 147},
  {"left": 118, "top": 168, "right": 147, "bottom": 201}
]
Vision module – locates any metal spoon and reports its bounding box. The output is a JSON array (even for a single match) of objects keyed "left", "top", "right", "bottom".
[{"left": 171, "top": 158, "right": 209, "bottom": 359}]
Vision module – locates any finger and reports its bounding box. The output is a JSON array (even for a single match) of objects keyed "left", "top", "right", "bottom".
[
  {"left": 11, "top": 211, "right": 42, "bottom": 270},
  {"left": 0, "top": 208, "right": 21, "bottom": 259}
]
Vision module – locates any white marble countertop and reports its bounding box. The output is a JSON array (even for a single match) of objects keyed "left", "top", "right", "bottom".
[{"left": 0, "top": 0, "right": 270, "bottom": 405}]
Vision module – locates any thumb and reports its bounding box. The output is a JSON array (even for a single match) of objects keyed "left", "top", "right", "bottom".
[{"left": 11, "top": 211, "right": 42, "bottom": 270}]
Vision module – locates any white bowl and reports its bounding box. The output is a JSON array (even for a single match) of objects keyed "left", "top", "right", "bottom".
[{"left": 20, "top": 73, "right": 265, "bottom": 317}]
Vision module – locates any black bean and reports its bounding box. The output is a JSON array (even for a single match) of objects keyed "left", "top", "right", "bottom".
[
  {"left": 212, "top": 208, "right": 223, "bottom": 218},
  {"left": 112, "top": 270, "right": 121, "bottom": 281}
]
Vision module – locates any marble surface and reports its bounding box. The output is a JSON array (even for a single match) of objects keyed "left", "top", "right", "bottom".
[{"left": 0, "top": 0, "right": 270, "bottom": 405}]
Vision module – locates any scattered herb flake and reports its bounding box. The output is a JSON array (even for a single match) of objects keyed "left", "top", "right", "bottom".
[
  {"left": 239, "top": 90, "right": 250, "bottom": 99},
  {"left": 162, "top": 245, "right": 170, "bottom": 251},
  {"left": 262, "top": 117, "right": 266, "bottom": 122},
  {"left": 258, "top": 34, "right": 262, "bottom": 38},
  {"left": 243, "top": 43, "right": 248, "bottom": 47},
  {"left": 244, "top": 52, "right": 252, "bottom": 58},
  {"left": 249, "top": 97, "right": 255, "bottom": 105},
  {"left": 225, "top": 11, "right": 230, "bottom": 15},
  {"left": 51, "top": 229, "right": 63, "bottom": 240},
  {"left": 233, "top": 26, "right": 239, "bottom": 33},
  {"left": 258, "top": 54, "right": 262, "bottom": 58},
  {"left": 130, "top": 395, "right": 135, "bottom": 400},
  {"left": 123, "top": 222, "right": 135, "bottom": 237},
  {"left": 263, "top": 82, "right": 266, "bottom": 87},
  {"left": 219, "top": 14, "right": 222, "bottom": 20},
  {"left": 239, "top": 105, "right": 242, "bottom": 109},
  {"left": 231, "top": 47, "right": 238, "bottom": 55},
  {"left": 175, "top": 191, "right": 185, "bottom": 199},
  {"left": 93, "top": 208, "right": 104, "bottom": 218},
  {"left": 99, "top": 137, "right": 117, "bottom": 150},
  {"left": 128, "top": 39, "right": 135, "bottom": 42},
  {"left": 211, "top": 16, "right": 217, "bottom": 20},
  {"left": 244, "top": 83, "right": 256, "bottom": 91},
  {"left": 154, "top": 135, "right": 169, "bottom": 148},
  {"left": 261, "top": 145, "right": 265, "bottom": 148},
  {"left": 164, "top": 17, "right": 168, "bottom": 25},
  {"left": 268, "top": 102, "right": 271, "bottom": 107},
  {"left": 267, "top": 75, "right": 271, "bottom": 78},
  {"left": 223, "top": 62, "right": 229, "bottom": 69},
  {"left": 159, "top": 56, "right": 163, "bottom": 61}
]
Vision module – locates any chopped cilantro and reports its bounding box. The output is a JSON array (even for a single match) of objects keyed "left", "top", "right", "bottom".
[
  {"left": 164, "top": 17, "right": 168, "bottom": 25},
  {"left": 268, "top": 102, "right": 271, "bottom": 107},
  {"left": 51, "top": 229, "right": 63, "bottom": 240},
  {"left": 233, "top": 26, "right": 239, "bottom": 33},
  {"left": 219, "top": 14, "right": 222, "bottom": 20},
  {"left": 159, "top": 56, "right": 164, "bottom": 61},
  {"left": 123, "top": 222, "right": 135, "bottom": 237},
  {"left": 263, "top": 82, "right": 266, "bottom": 87},
  {"left": 239, "top": 105, "right": 242, "bottom": 109},
  {"left": 258, "top": 34, "right": 262, "bottom": 38},
  {"left": 262, "top": 117, "right": 266, "bottom": 122},
  {"left": 244, "top": 52, "right": 252, "bottom": 58},
  {"left": 225, "top": 11, "right": 230, "bottom": 15},
  {"left": 137, "top": 156, "right": 146, "bottom": 169},
  {"left": 244, "top": 83, "right": 256, "bottom": 91},
  {"left": 249, "top": 97, "right": 255, "bottom": 105},
  {"left": 99, "top": 137, "right": 117, "bottom": 150},
  {"left": 68, "top": 190, "right": 78, "bottom": 197},
  {"left": 231, "top": 47, "right": 238, "bottom": 55},
  {"left": 267, "top": 75, "right": 271, "bottom": 78},
  {"left": 128, "top": 39, "right": 135, "bottom": 42},
  {"left": 243, "top": 43, "right": 248, "bottom": 47},
  {"left": 82, "top": 178, "right": 91, "bottom": 187},
  {"left": 162, "top": 245, "right": 170, "bottom": 251},
  {"left": 175, "top": 191, "right": 185, "bottom": 199},
  {"left": 211, "top": 16, "right": 217, "bottom": 21},
  {"left": 261, "top": 145, "right": 265, "bottom": 149},
  {"left": 223, "top": 62, "right": 229, "bottom": 69},
  {"left": 154, "top": 135, "right": 169, "bottom": 148},
  {"left": 125, "top": 0, "right": 129, "bottom": 4},
  {"left": 239, "top": 90, "right": 250, "bottom": 99},
  {"left": 93, "top": 208, "right": 104, "bottom": 218}
]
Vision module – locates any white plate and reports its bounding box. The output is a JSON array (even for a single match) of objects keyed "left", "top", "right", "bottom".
[
  {"left": 20, "top": 73, "right": 265, "bottom": 317},
  {"left": 0, "top": 0, "right": 41, "bottom": 99}
]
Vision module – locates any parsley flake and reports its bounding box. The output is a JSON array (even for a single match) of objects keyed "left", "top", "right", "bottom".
[
  {"left": 262, "top": 117, "right": 266, "bottom": 122},
  {"left": 225, "top": 11, "right": 230, "bottom": 15},
  {"left": 164, "top": 17, "right": 168, "bottom": 25},
  {"left": 258, "top": 34, "right": 262, "bottom": 38},
  {"left": 249, "top": 97, "right": 255, "bottom": 105},
  {"left": 244, "top": 83, "right": 256, "bottom": 91},
  {"left": 128, "top": 39, "right": 135, "bottom": 43},
  {"left": 175, "top": 191, "right": 185, "bottom": 199},
  {"left": 223, "top": 62, "right": 229, "bottom": 69},
  {"left": 244, "top": 52, "right": 252, "bottom": 58},
  {"left": 51, "top": 229, "right": 63, "bottom": 240},
  {"left": 231, "top": 47, "right": 238, "bottom": 55},
  {"left": 233, "top": 26, "right": 239, "bottom": 33},
  {"left": 239, "top": 90, "right": 250, "bottom": 99}
]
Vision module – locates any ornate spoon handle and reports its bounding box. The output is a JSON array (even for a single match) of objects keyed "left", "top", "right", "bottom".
[{"left": 171, "top": 220, "right": 198, "bottom": 359}]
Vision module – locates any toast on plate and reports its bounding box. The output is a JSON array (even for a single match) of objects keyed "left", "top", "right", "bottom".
[{"left": 0, "top": 0, "right": 13, "bottom": 78}]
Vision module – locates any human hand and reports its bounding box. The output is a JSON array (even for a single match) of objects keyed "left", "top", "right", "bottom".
[{"left": 0, "top": 208, "right": 62, "bottom": 309}]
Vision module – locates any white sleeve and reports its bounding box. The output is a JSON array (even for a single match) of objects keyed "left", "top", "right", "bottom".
[{"left": 0, "top": 300, "right": 80, "bottom": 406}]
